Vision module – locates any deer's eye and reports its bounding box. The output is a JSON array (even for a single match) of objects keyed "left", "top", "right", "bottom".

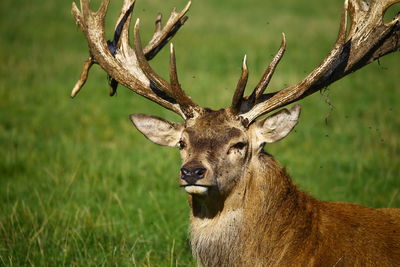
[
  {"left": 178, "top": 140, "right": 186, "bottom": 150},
  {"left": 232, "top": 142, "right": 246, "bottom": 150},
  {"left": 228, "top": 142, "right": 247, "bottom": 154}
]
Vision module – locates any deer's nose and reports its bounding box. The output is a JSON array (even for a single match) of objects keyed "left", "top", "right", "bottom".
[
  {"left": 180, "top": 166, "right": 207, "bottom": 184},
  {"left": 193, "top": 168, "right": 206, "bottom": 177}
]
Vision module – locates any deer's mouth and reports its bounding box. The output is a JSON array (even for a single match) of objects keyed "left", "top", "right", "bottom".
[{"left": 181, "top": 185, "right": 212, "bottom": 195}]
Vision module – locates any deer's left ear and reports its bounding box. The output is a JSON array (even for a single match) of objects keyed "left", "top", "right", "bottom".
[
  {"left": 130, "top": 114, "right": 184, "bottom": 147},
  {"left": 250, "top": 104, "right": 301, "bottom": 145}
]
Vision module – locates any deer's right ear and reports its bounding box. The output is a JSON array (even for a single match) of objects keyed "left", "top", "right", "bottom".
[{"left": 130, "top": 114, "right": 184, "bottom": 147}]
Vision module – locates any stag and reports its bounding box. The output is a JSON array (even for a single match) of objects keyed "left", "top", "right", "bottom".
[{"left": 71, "top": 0, "right": 400, "bottom": 265}]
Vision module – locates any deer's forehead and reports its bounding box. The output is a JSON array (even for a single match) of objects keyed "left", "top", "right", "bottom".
[
  {"left": 182, "top": 109, "right": 246, "bottom": 148},
  {"left": 184, "top": 126, "right": 244, "bottom": 149}
]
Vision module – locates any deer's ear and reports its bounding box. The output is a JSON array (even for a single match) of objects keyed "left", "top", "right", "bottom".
[
  {"left": 251, "top": 105, "right": 301, "bottom": 144},
  {"left": 130, "top": 114, "right": 184, "bottom": 147}
]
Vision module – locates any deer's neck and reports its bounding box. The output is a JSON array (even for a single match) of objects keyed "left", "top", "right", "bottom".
[
  {"left": 189, "top": 153, "right": 318, "bottom": 266},
  {"left": 240, "top": 154, "right": 318, "bottom": 263}
]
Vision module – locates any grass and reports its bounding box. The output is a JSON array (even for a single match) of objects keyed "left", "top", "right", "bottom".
[{"left": 0, "top": 0, "right": 399, "bottom": 265}]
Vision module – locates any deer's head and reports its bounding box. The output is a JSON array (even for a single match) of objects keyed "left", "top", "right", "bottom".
[
  {"left": 71, "top": 0, "right": 399, "bottom": 201},
  {"left": 130, "top": 105, "right": 300, "bottom": 198}
]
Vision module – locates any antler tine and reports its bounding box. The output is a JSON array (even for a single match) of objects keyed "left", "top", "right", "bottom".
[
  {"left": 133, "top": 18, "right": 199, "bottom": 118},
  {"left": 144, "top": 1, "right": 191, "bottom": 60},
  {"left": 230, "top": 34, "right": 286, "bottom": 114},
  {"left": 116, "top": 0, "right": 136, "bottom": 28},
  {"left": 70, "top": 0, "right": 198, "bottom": 118},
  {"left": 133, "top": 19, "right": 174, "bottom": 96},
  {"left": 384, "top": 0, "right": 400, "bottom": 9},
  {"left": 154, "top": 13, "right": 163, "bottom": 34},
  {"left": 335, "top": 0, "right": 348, "bottom": 45},
  {"left": 231, "top": 55, "right": 249, "bottom": 112},
  {"left": 79, "top": 0, "right": 91, "bottom": 18},
  {"left": 169, "top": 43, "right": 199, "bottom": 117},
  {"left": 71, "top": 57, "right": 94, "bottom": 98},
  {"left": 96, "top": 0, "right": 111, "bottom": 18},
  {"left": 240, "top": 0, "right": 400, "bottom": 123},
  {"left": 252, "top": 33, "right": 286, "bottom": 100},
  {"left": 71, "top": 2, "right": 84, "bottom": 29}
]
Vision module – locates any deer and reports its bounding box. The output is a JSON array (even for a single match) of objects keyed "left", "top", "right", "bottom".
[{"left": 70, "top": 0, "right": 400, "bottom": 265}]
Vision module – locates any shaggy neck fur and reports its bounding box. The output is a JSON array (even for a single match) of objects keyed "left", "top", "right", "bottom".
[{"left": 188, "top": 152, "right": 317, "bottom": 266}]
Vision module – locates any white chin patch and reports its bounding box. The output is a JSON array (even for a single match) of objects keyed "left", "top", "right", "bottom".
[{"left": 184, "top": 186, "right": 208, "bottom": 195}]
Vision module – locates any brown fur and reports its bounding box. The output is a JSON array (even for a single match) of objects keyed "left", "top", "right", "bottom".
[{"left": 189, "top": 153, "right": 400, "bottom": 266}]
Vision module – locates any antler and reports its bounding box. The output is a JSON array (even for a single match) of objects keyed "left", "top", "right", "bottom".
[
  {"left": 234, "top": 0, "right": 400, "bottom": 124},
  {"left": 70, "top": 0, "right": 200, "bottom": 119}
]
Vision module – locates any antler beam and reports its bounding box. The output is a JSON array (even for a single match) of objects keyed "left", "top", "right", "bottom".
[{"left": 238, "top": 0, "right": 399, "bottom": 124}]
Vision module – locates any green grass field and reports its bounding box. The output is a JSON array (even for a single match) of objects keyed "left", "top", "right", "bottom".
[{"left": 0, "top": 0, "right": 399, "bottom": 265}]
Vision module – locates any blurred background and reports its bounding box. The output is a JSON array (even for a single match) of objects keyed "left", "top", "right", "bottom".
[{"left": 1, "top": 0, "right": 399, "bottom": 265}]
